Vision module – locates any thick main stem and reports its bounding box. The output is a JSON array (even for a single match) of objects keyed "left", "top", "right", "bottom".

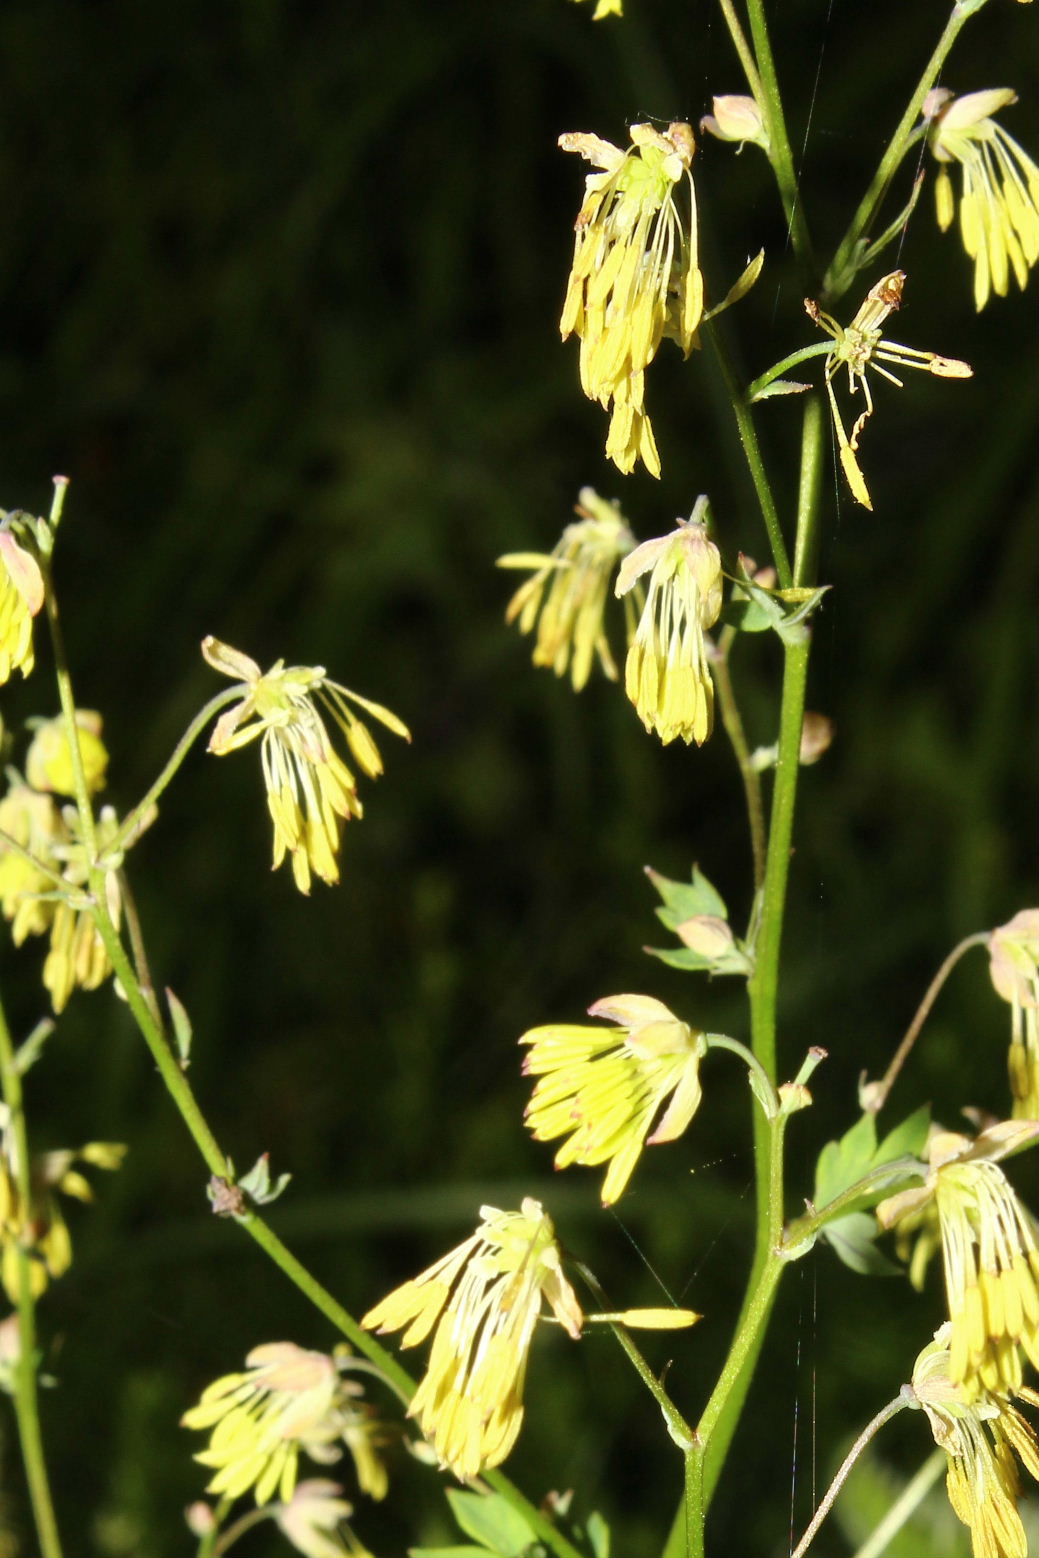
[{"left": 0, "top": 1000, "right": 64, "bottom": 1558}]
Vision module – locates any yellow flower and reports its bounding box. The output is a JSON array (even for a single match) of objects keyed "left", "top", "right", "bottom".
[
  {"left": 614, "top": 503, "right": 722, "bottom": 745},
  {"left": 26, "top": 711, "right": 109, "bottom": 797},
  {"left": 0, "top": 527, "right": 44, "bottom": 684},
  {"left": 182, "top": 1342, "right": 388, "bottom": 1508},
  {"left": 559, "top": 122, "right": 702, "bottom": 477},
  {"left": 989, "top": 911, "right": 1039, "bottom": 1120},
  {"left": 202, "top": 638, "right": 410, "bottom": 895},
  {"left": 497, "top": 489, "right": 638, "bottom": 690},
  {"left": 0, "top": 1140, "right": 125, "bottom": 1302},
  {"left": 0, "top": 781, "right": 66, "bottom": 945},
  {"left": 361, "top": 1198, "right": 582, "bottom": 1480},
  {"left": 521, "top": 995, "right": 706, "bottom": 1205},
  {"left": 909, "top": 1322, "right": 1039, "bottom": 1558},
  {"left": 925, "top": 88, "right": 1039, "bottom": 310},
  {"left": 805, "top": 269, "right": 973, "bottom": 510},
  {"left": 878, "top": 1122, "right": 1039, "bottom": 1399},
  {"left": 571, "top": 0, "right": 622, "bottom": 15}
]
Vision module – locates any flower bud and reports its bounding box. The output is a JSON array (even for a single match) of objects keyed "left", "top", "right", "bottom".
[{"left": 700, "top": 95, "right": 769, "bottom": 152}]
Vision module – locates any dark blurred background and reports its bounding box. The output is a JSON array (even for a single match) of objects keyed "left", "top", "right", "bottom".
[{"left": 0, "top": 0, "right": 1037, "bottom": 1552}]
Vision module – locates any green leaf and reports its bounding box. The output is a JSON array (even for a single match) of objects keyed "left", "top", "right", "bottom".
[
  {"left": 822, "top": 1211, "right": 900, "bottom": 1277},
  {"left": 446, "top": 1490, "right": 540, "bottom": 1557}
]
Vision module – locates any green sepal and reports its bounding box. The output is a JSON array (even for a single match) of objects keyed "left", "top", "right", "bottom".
[
  {"left": 645, "top": 863, "right": 727, "bottom": 922},
  {"left": 237, "top": 1151, "right": 292, "bottom": 1207},
  {"left": 444, "top": 1490, "right": 540, "bottom": 1557}
]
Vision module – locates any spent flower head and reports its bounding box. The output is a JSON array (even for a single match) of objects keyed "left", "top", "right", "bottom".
[
  {"left": 362, "top": 1197, "right": 582, "bottom": 1480},
  {"left": 0, "top": 1139, "right": 126, "bottom": 1302},
  {"left": 497, "top": 488, "right": 638, "bottom": 690},
  {"left": 909, "top": 1322, "right": 1039, "bottom": 1558},
  {"left": 614, "top": 500, "right": 723, "bottom": 745},
  {"left": 989, "top": 911, "right": 1039, "bottom": 1121},
  {"left": 805, "top": 269, "right": 972, "bottom": 510},
  {"left": 925, "top": 88, "right": 1039, "bottom": 310},
  {"left": 878, "top": 1122, "right": 1039, "bottom": 1399},
  {"left": 521, "top": 994, "right": 707, "bottom": 1205},
  {"left": 202, "top": 638, "right": 409, "bottom": 895},
  {"left": 0, "top": 526, "right": 44, "bottom": 685},
  {"left": 559, "top": 121, "right": 702, "bottom": 477},
  {"left": 182, "top": 1342, "right": 388, "bottom": 1508}
]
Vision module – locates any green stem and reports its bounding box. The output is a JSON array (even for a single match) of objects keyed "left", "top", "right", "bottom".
[
  {"left": 713, "top": 628, "right": 767, "bottom": 892},
  {"left": 716, "top": 0, "right": 763, "bottom": 103},
  {"left": 0, "top": 997, "right": 64, "bottom": 1558},
  {"left": 704, "top": 324, "right": 792, "bottom": 588},
  {"left": 825, "top": 2, "right": 980, "bottom": 300},
  {"left": 112, "top": 688, "right": 242, "bottom": 853},
  {"left": 745, "top": 344, "right": 831, "bottom": 405},
  {"left": 793, "top": 394, "right": 826, "bottom": 589},
  {"left": 86, "top": 901, "right": 589, "bottom": 1558},
  {"left": 743, "top": 0, "right": 814, "bottom": 269}
]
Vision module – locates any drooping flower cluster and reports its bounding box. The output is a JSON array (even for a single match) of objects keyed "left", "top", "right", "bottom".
[
  {"left": 181, "top": 1342, "right": 390, "bottom": 1508},
  {"left": 202, "top": 638, "right": 409, "bottom": 895},
  {"left": 878, "top": 1123, "right": 1039, "bottom": 1400},
  {"left": 925, "top": 88, "right": 1039, "bottom": 310},
  {"left": 614, "top": 504, "right": 723, "bottom": 745},
  {"left": 0, "top": 713, "right": 125, "bottom": 1013},
  {"left": 989, "top": 911, "right": 1039, "bottom": 1120},
  {"left": 497, "top": 488, "right": 638, "bottom": 690},
  {"left": 805, "top": 269, "right": 973, "bottom": 510},
  {"left": 559, "top": 122, "right": 703, "bottom": 477},
  {"left": 521, "top": 994, "right": 707, "bottom": 1205},
  {"left": 0, "top": 1140, "right": 126, "bottom": 1301},
  {"left": 909, "top": 1323, "right": 1039, "bottom": 1558},
  {"left": 362, "top": 1198, "right": 582, "bottom": 1480}
]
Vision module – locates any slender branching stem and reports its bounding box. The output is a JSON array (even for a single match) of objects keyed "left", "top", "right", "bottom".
[
  {"left": 713, "top": 627, "right": 767, "bottom": 891},
  {"left": 112, "top": 688, "right": 242, "bottom": 852},
  {"left": 826, "top": 2, "right": 982, "bottom": 299},
  {"left": 864, "top": 932, "right": 990, "bottom": 1113},
  {"left": 745, "top": 344, "right": 831, "bottom": 405},
  {"left": 715, "top": 0, "right": 763, "bottom": 104},
  {"left": 0, "top": 997, "right": 64, "bottom": 1558},
  {"left": 704, "top": 324, "right": 792, "bottom": 587},
  {"left": 743, "top": 0, "right": 814, "bottom": 270},
  {"left": 789, "top": 1395, "right": 909, "bottom": 1558}
]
